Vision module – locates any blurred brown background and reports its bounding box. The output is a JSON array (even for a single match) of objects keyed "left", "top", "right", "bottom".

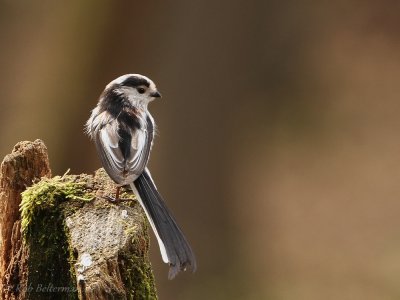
[{"left": 1, "top": 1, "right": 400, "bottom": 299}]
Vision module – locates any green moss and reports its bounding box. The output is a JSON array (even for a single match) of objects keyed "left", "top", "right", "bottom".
[
  {"left": 119, "top": 211, "right": 157, "bottom": 299},
  {"left": 20, "top": 171, "right": 94, "bottom": 237},
  {"left": 19, "top": 171, "right": 94, "bottom": 300},
  {"left": 18, "top": 169, "right": 157, "bottom": 299},
  {"left": 118, "top": 231, "right": 158, "bottom": 300}
]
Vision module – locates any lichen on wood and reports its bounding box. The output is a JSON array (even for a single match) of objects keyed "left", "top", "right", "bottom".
[
  {"left": 0, "top": 141, "right": 158, "bottom": 300},
  {"left": 19, "top": 171, "right": 94, "bottom": 300}
]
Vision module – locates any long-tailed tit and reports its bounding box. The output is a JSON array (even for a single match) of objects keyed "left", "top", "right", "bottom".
[{"left": 85, "top": 74, "right": 196, "bottom": 279}]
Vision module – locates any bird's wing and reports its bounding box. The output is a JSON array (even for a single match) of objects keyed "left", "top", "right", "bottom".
[{"left": 94, "top": 116, "right": 153, "bottom": 183}]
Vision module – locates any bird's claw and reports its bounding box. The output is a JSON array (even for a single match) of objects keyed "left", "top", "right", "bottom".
[{"left": 102, "top": 195, "right": 134, "bottom": 203}]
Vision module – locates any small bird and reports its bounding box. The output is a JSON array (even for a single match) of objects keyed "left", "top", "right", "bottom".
[{"left": 85, "top": 74, "right": 196, "bottom": 279}]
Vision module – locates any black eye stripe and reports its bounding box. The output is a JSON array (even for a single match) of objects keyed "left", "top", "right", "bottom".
[{"left": 121, "top": 77, "right": 150, "bottom": 88}]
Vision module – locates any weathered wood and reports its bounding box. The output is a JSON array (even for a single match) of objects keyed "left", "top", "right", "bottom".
[
  {"left": 0, "top": 140, "right": 157, "bottom": 300},
  {"left": 0, "top": 140, "right": 51, "bottom": 299}
]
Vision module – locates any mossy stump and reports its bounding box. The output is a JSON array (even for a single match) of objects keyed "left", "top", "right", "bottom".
[{"left": 0, "top": 140, "right": 158, "bottom": 300}]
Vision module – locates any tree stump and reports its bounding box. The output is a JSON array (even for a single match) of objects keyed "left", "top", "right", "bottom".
[{"left": 0, "top": 140, "right": 158, "bottom": 300}]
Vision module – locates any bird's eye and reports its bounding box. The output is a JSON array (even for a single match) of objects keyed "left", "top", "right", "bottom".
[{"left": 137, "top": 87, "right": 146, "bottom": 94}]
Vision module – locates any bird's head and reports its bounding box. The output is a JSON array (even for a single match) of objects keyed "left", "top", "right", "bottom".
[{"left": 105, "top": 74, "right": 162, "bottom": 108}]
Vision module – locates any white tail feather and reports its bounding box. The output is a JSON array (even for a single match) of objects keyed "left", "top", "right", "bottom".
[{"left": 129, "top": 183, "right": 169, "bottom": 263}]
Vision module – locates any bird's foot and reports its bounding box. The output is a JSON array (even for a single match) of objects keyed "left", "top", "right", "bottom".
[
  {"left": 102, "top": 186, "right": 135, "bottom": 203},
  {"left": 103, "top": 195, "right": 135, "bottom": 203},
  {"left": 103, "top": 195, "right": 120, "bottom": 203}
]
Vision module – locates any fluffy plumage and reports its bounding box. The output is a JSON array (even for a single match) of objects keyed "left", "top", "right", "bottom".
[{"left": 86, "top": 74, "right": 196, "bottom": 279}]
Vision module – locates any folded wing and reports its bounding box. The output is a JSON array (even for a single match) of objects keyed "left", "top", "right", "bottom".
[{"left": 93, "top": 113, "right": 153, "bottom": 184}]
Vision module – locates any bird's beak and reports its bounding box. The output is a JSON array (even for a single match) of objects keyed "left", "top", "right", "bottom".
[{"left": 150, "top": 91, "right": 162, "bottom": 98}]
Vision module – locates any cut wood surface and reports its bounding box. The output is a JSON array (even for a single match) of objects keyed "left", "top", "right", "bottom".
[{"left": 0, "top": 140, "right": 157, "bottom": 300}]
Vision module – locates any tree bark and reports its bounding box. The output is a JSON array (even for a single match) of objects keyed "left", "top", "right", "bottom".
[{"left": 0, "top": 140, "right": 157, "bottom": 300}]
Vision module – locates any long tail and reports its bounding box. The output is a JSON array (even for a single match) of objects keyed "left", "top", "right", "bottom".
[{"left": 130, "top": 168, "right": 196, "bottom": 279}]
